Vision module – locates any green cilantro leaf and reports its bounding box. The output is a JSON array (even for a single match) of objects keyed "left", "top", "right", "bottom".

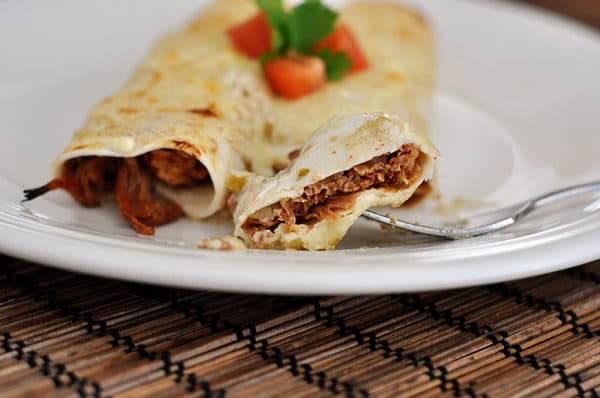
[
  {"left": 256, "top": 0, "right": 288, "bottom": 53},
  {"left": 316, "top": 49, "right": 351, "bottom": 80},
  {"left": 256, "top": 0, "right": 285, "bottom": 25},
  {"left": 271, "top": 25, "right": 287, "bottom": 54},
  {"left": 287, "top": 0, "right": 338, "bottom": 53},
  {"left": 259, "top": 51, "right": 279, "bottom": 66}
]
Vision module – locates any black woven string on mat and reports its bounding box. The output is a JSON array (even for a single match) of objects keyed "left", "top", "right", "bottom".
[
  {"left": 1, "top": 256, "right": 600, "bottom": 398},
  {"left": 0, "top": 261, "right": 326, "bottom": 398}
]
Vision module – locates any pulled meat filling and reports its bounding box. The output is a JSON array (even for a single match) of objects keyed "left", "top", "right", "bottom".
[
  {"left": 27, "top": 150, "right": 209, "bottom": 235},
  {"left": 243, "top": 144, "right": 422, "bottom": 237},
  {"left": 55, "top": 157, "right": 119, "bottom": 207},
  {"left": 145, "top": 150, "right": 209, "bottom": 187},
  {"left": 114, "top": 158, "right": 184, "bottom": 235}
]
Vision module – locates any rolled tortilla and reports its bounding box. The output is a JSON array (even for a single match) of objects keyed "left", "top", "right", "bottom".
[
  {"left": 55, "top": 116, "right": 244, "bottom": 220},
  {"left": 28, "top": 0, "right": 435, "bottom": 237},
  {"left": 45, "top": 0, "right": 273, "bottom": 232},
  {"left": 233, "top": 113, "right": 438, "bottom": 250}
]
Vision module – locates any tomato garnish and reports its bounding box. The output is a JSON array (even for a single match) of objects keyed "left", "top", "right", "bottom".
[
  {"left": 226, "top": 0, "right": 368, "bottom": 99},
  {"left": 227, "top": 13, "right": 272, "bottom": 59},
  {"left": 314, "top": 24, "right": 368, "bottom": 72},
  {"left": 263, "top": 55, "right": 326, "bottom": 100}
]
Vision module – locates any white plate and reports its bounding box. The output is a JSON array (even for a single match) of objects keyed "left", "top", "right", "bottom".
[{"left": 1, "top": 0, "right": 599, "bottom": 294}]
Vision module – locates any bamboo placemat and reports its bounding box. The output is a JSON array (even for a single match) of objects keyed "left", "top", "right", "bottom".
[{"left": 1, "top": 255, "right": 600, "bottom": 398}]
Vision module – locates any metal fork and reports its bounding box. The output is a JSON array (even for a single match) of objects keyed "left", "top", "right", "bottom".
[{"left": 362, "top": 181, "right": 600, "bottom": 239}]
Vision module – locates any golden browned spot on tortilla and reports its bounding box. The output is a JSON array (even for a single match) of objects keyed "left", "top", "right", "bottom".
[
  {"left": 386, "top": 71, "right": 405, "bottom": 82},
  {"left": 297, "top": 168, "right": 310, "bottom": 178},
  {"left": 156, "top": 107, "right": 179, "bottom": 113},
  {"left": 272, "top": 161, "right": 288, "bottom": 173},
  {"left": 146, "top": 97, "right": 158, "bottom": 104},
  {"left": 288, "top": 149, "right": 301, "bottom": 162},
  {"left": 202, "top": 81, "right": 218, "bottom": 94},
  {"left": 398, "top": 27, "right": 417, "bottom": 39},
  {"left": 329, "top": 135, "right": 339, "bottom": 142},
  {"left": 150, "top": 70, "right": 163, "bottom": 85},
  {"left": 163, "top": 51, "right": 178, "bottom": 62},
  {"left": 133, "top": 90, "right": 146, "bottom": 98},
  {"left": 189, "top": 107, "right": 219, "bottom": 118},
  {"left": 242, "top": 157, "right": 252, "bottom": 171},
  {"left": 171, "top": 141, "right": 201, "bottom": 157},
  {"left": 118, "top": 108, "right": 138, "bottom": 115},
  {"left": 264, "top": 122, "right": 274, "bottom": 141}
]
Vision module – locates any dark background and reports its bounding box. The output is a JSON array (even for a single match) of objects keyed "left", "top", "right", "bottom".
[{"left": 517, "top": 0, "right": 600, "bottom": 29}]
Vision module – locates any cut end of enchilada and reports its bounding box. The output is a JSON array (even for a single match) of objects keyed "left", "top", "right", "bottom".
[
  {"left": 22, "top": 107, "right": 248, "bottom": 234},
  {"left": 241, "top": 144, "right": 423, "bottom": 237},
  {"left": 24, "top": 148, "right": 216, "bottom": 235},
  {"left": 233, "top": 113, "right": 438, "bottom": 250}
]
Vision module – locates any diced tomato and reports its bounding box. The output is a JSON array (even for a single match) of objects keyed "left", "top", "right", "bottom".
[
  {"left": 263, "top": 55, "right": 326, "bottom": 100},
  {"left": 314, "top": 25, "right": 368, "bottom": 72},
  {"left": 227, "top": 13, "right": 271, "bottom": 59}
]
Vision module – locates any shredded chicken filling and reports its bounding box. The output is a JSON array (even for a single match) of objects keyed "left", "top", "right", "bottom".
[
  {"left": 243, "top": 144, "right": 422, "bottom": 237},
  {"left": 49, "top": 150, "right": 209, "bottom": 235}
]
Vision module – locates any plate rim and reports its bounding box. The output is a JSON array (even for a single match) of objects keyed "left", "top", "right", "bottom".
[{"left": 2, "top": 203, "right": 599, "bottom": 294}]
